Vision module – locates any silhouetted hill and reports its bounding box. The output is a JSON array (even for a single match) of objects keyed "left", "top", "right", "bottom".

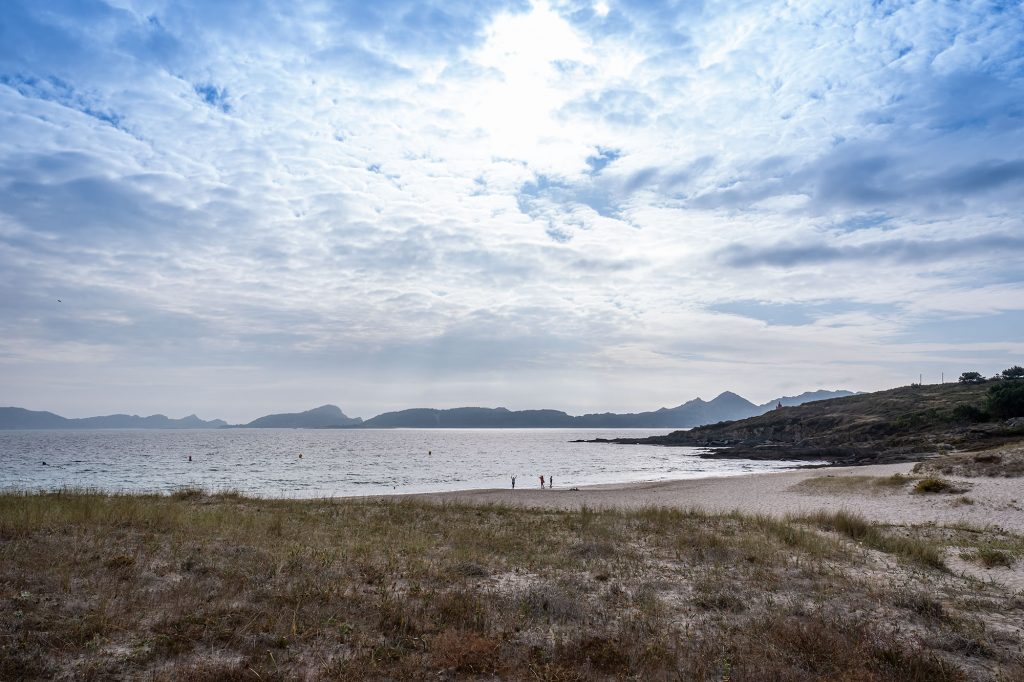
[
  {"left": 362, "top": 407, "right": 574, "bottom": 428},
  {"left": 360, "top": 391, "right": 851, "bottom": 428},
  {"left": 0, "top": 389, "right": 854, "bottom": 430},
  {"left": 571, "top": 391, "right": 762, "bottom": 428},
  {"left": 758, "top": 389, "right": 856, "bottom": 409},
  {"left": 0, "top": 407, "right": 67, "bottom": 429},
  {"left": 240, "top": 405, "right": 362, "bottom": 428},
  {"left": 0, "top": 407, "right": 227, "bottom": 430}
]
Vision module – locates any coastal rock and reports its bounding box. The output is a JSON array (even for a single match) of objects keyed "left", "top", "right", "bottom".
[{"left": 586, "top": 382, "right": 1024, "bottom": 467}]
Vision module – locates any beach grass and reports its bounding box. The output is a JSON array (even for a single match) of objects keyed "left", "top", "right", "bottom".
[
  {"left": 792, "top": 473, "right": 912, "bottom": 494},
  {"left": 1, "top": 490, "right": 1022, "bottom": 680}
]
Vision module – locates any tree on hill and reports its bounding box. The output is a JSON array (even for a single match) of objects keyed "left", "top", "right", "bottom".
[
  {"left": 1001, "top": 365, "right": 1024, "bottom": 380},
  {"left": 958, "top": 371, "right": 984, "bottom": 384}
]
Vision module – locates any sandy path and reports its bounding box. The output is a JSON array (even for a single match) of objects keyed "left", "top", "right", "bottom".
[{"left": 408, "top": 463, "right": 1024, "bottom": 533}]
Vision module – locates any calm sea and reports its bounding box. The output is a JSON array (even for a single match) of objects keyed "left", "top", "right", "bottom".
[{"left": 0, "top": 429, "right": 810, "bottom": 498}]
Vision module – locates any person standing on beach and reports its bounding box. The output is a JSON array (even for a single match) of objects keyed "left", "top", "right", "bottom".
[
  {"left": 549, "top": 476, "right": 553, "bottom": 489},
  {"left": 511, "top": 475, "right": 516, "bottom": 489},
  {"left": 540, "top": 475, "right": 545, "bottom": 488}
]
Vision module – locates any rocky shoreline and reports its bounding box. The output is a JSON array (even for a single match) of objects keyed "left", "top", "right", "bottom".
[{"left": 577, "top": 383, "right": 1024, "bottom": 467}]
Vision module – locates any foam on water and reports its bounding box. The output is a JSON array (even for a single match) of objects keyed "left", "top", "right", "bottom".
[{"left": 0, "top": 428, "right": 813, "bottom": 497}]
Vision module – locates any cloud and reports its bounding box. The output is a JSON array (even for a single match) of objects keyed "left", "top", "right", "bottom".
[
  {"left": 684, "top": 148, "right": 1024, "bottom": 215},
  {"left": 561, "top": 87, "right": 657, "bottom": 126},
  {"left": 317, "top": 0, "right": 532, "bottom": 57},
  {"left": 0, "top": 164, "right": 197, "bottom": 243},
  {"left": 1, "top": 0, "right": 1023, "bottom": 419},
  {"left": 1, "top": 74, "right": 125, "bottom": 129},
  {"left": 718, "top": 233, "right": 1024, "bottom": 268},
  {"left": 314, "top": 45, "right": 413, "bottom": 80}
]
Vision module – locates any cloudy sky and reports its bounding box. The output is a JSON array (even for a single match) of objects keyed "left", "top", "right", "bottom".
[{"left": 1, "top": 0, "right": 1023, "bottom": 421}]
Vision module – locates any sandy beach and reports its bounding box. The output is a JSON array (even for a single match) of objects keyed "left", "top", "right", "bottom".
[{"left": 411, "top": 463, "right": 1024, "bottom": 534}]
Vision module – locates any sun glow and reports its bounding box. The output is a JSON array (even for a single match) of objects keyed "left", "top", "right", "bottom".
[{"left": 457, "top": 2, "right": 589, "bottom": 160}]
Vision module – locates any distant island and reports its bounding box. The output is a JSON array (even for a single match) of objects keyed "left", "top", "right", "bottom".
[
  {"left": 0, "top": 389, "right": 852, "bottom": 430},
  {"left": 233, "top": 404, "right": 363, "bottom": 429}
]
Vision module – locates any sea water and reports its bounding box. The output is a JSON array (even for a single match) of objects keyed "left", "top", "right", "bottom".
[{"left": 0, "top": 428, "right": 810, "bottom": 497}]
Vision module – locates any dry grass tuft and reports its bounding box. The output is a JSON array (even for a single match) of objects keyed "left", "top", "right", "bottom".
[
  {"left": 914, "top": 477, "right": 967, "bottom": 494},
  {"left": 798, "top": 510, "right": 947, "bottom": 569},
  {"left": 960, "top": 546, "right": 1016, "bottom": 569},
  {"left": 795, "top": 473, "right": 912, "bottom": 494}
]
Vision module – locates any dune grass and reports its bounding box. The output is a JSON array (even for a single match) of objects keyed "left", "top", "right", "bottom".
[
  {"left": 960, "top": 546, "right": 1016, "bottom": 569},
  {"left": 914, "top": 477, "right": 964, "bottom": 494},
  {"left": 797, "top": 509, "right": 948, "bottom": 570},
  {"left": 1, "top": 490, "right": 1022, "bottom": 680},
  {"left": 794, "top": 473, "right": 912, "bottom": 494}
]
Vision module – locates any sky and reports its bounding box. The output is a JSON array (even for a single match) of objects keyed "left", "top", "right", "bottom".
[{"left": 1, "top": 0, "right": 1023, "bottom": 422}]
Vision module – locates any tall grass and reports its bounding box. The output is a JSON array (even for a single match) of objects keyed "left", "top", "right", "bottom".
[{"left": 798, "top": 510, "right": 947, "bottom": 570}]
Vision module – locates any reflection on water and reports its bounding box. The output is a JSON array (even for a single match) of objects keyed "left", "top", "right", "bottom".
[{"left": 0, "top": 428, "right": 811, "bottom": 497}]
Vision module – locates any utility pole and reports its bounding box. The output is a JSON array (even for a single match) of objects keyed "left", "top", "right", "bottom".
[{"left": 919, "top": 373, "right": 923, "bottom": 386}]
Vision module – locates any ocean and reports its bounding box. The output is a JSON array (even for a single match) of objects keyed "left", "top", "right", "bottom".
[{"left": 0, "top": 428, "right": 811, "bottom": 497}]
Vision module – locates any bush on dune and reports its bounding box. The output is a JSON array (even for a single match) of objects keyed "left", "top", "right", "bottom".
[
  {"left": 986, "top": 382, "right": 1024, "bottom": 420},
  {"left": 950, "top": 404, "right": 988, "bottom": 423}
]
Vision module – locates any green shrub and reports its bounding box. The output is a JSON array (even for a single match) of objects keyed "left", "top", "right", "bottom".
[
  {"left": 950, "top": 404, "right": 988, "bottom": 423},
  {"left": 914, "top": 477, "right": 952, "bottom": 494},
  {"left": 958, "top": 371, "right": 984, "bottom": 384},
  {"left": 986, "top": 382, "right": 1024, "bottom": 419}
]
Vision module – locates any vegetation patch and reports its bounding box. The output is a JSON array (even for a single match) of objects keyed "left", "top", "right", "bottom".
[
  {"left": 986, "top": 381, "right": 1024, "bottom": 420},
  {"left": 914, "top": 477, "right": 967, "bottom": 494},
  {"left": 798, "top": 510, "right": 947, "bottom": 570},
  {"left": 2, "top": 490, "right": 1022, "bottom": 680},
  {"left": 794, "top": 473, "right": 910, "bottom": 494},
  {"left": 960, "top": 547, "right": 1016, "bottom": 569},
  {"left": 949, "top": 404, "right": 989, "bottom": 423},
  {"left": 914, "top": 445, "right": 1024, "bottom": 478}
]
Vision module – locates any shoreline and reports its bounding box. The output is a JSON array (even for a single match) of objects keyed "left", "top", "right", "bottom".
[
  {"left": 9, "top": 458, "right": 1023, "bottom": 535},
  {"left": 393, "top": 462, "right": 1024, "bottom": 534}
]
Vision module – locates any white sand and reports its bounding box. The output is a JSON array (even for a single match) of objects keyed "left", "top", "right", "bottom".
[{"left": 412, "top": 463, "right": 1024, "bottom": 533}]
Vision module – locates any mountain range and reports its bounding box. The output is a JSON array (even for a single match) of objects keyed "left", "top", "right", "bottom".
[
  {"left": 0, "top": 390, "right": 854, "bottom": 430},
  {"left": 0, "top": 407, "right": 227, "bottom": 430}
]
